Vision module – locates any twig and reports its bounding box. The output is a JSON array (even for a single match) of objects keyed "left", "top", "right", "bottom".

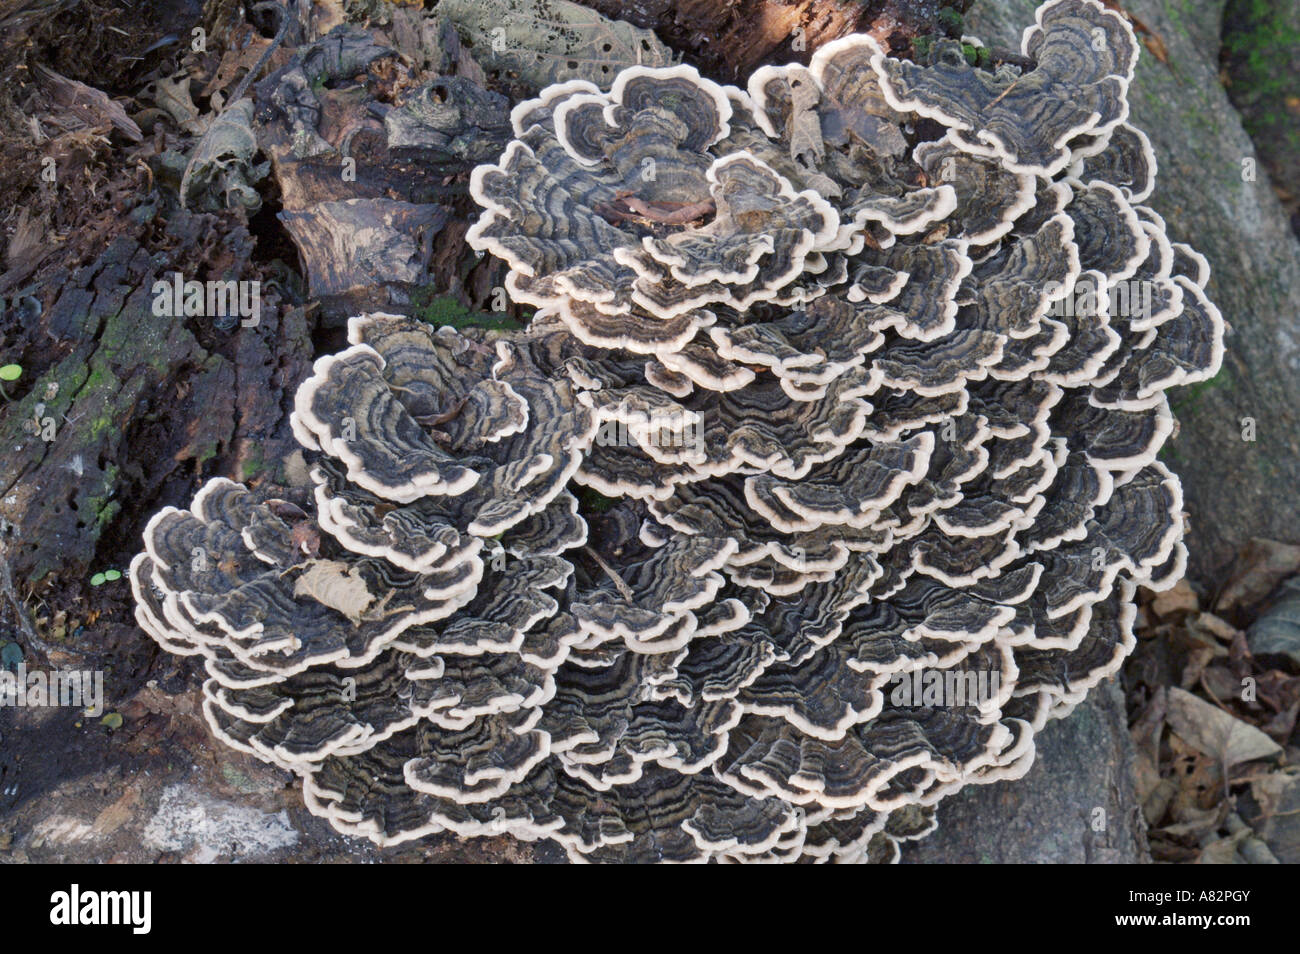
[
  {"left": 226, "top": 1, "right": 292, "bottom": 108},
  {"left": 987, "top": 74, "right": 1023, "bottom": 108},
  {"left": 0, "top": 541, "right": 62, "bottom": 658},
  {"left": 583, "top": 546, "right": 635, "bottom": 602}
]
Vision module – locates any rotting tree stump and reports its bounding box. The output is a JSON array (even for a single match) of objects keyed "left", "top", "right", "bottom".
[
  {"left": 0, "top": 204, "right": 311, "bottom": 592},
  {"left": 2, "top": 0, "right": 1295, "bottom": 865}
]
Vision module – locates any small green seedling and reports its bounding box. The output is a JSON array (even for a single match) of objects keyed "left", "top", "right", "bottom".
[
  {"left": 90, "top": 569, "right": 123, "bottom": 586},
  {"left": 0, "top": 363, "right": 20, "bottom": 400}
]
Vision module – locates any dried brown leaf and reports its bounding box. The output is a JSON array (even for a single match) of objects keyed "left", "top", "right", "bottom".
[
  {"left": 1217, "top": 538, "right": 1300, "bottom": 613},
  {"left": 1167, "top": 686, "right": 1283, "bottom": 768},
  {"left": 292, "top": 560, "right": 375, "bottom": 622}
]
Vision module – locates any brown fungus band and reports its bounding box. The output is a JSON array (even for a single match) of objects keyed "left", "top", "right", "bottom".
[{"left": 133, "top": 0, "right": 1223, "bottom": 862}]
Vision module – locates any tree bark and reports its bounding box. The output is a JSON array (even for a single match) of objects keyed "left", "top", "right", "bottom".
[{"left": 577, "top": 0, "right": 963, "bottom": 82}]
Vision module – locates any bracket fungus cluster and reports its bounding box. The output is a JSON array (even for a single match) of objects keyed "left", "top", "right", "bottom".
[{"left": 133, "top": 0, "right": 1223, "bottom": 862}]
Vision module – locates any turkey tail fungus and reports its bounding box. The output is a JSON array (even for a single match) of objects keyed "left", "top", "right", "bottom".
[{"left": 134, "top": 0, "right": 1223, "bottom": 863}]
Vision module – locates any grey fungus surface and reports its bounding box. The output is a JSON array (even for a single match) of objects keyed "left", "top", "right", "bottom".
[
  {"left": 135, "top": 0, "right": 1222, "bottom": 863},
  {"left": 872, "top": 0, "right": 1137, "bottom": 177}
]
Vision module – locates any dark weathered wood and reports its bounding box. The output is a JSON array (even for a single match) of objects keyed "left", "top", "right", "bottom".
[
  {"left": 0, "top": 205, "right": 311, "bottom": 592},
  {"left": 578, "top": 0, "right": 963, "bottom": 81},
  {"left": 254, "top": 26, "right": 510, "bottom": 323},
  {"left": 0, "top": 0, "right": 312, "bottom": 596},
  {"left": 279, "top": 198, "right": 450, "bottom": 312}
]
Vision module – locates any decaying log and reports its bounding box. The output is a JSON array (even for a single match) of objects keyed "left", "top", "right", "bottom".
[
  {"left": 0, "top": 205, "right": 311, "bottom": 591},
  {"left": 253, "top": 24, "right": 510, "bottom": 322},
  {"left": 576, "top": 0, "right": 966, "bottom": 80},
  {"left": 279, "top": 198, "right": 449, "bottom": 311}
]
